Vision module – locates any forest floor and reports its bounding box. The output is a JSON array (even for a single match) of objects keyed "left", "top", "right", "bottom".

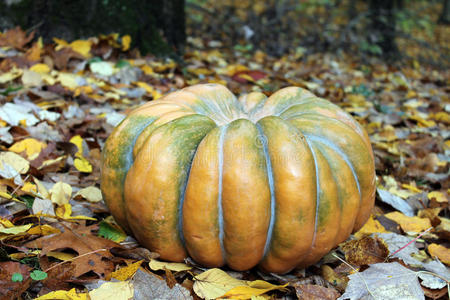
[{"left": 0, "top": 27, "right": 449, "bottom": 299}]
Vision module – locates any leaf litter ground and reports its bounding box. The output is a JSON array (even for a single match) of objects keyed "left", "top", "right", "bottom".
[{"left": 0, "top": 27, "right": 449, "bottom": 299}]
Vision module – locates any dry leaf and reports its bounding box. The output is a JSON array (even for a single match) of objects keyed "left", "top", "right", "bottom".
[
  {"left": 111, "top": 261, "right": 143, "bottom": 281},
  {"left": 148, "top": 259, "right": 192, "bottom": 272},
  {"left": 384, "top": 211, "right": 431, "bottom": 233}
]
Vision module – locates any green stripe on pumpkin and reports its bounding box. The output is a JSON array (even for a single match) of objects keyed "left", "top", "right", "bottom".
[
  {"left": 124, "top": 114, "right": 217, "bottom": 261},
  {"left": 100, "top": 115, "right": 156, "bottom": 232}
]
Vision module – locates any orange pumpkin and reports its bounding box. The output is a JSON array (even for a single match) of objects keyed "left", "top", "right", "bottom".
[{"left": 101, "top": 84, "right": 375, "bottom": 273}]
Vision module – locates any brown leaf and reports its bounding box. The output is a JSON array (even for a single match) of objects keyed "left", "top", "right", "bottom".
[
  {"left": 0, "top": 261, "right": 32, "bottom": 299},
  {"left": 320, "top": 265, "right": 348, "bottom": 292},
  {"left": 0, "top": 27, "right": 35, "bottom": 50},
  {"left": 25, "top": 224, "right": 119, "bottom": 278},
  {"left": 340, "top": 235, "right": 389, "bottom": 266},
  {"left": 40, "top": 257, "right": 75, "bottom": 291},
  {"left": 293, "top": 283, "right": 340, "bottom": 300}
]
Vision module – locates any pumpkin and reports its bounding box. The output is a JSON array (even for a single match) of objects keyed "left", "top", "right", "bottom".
[{"left": 101, "top": 84, "right": 375, "bottom": 273}]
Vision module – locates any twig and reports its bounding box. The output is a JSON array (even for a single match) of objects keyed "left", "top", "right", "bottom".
[
  {"left": 332, "top": 253, "right": 376, "bottom": 299},
  {"left": 387, "top": 227, "right": 433, "bottom": 260},
  {"left": 44, "top": 248, "right": 107, "bottom": 273}
]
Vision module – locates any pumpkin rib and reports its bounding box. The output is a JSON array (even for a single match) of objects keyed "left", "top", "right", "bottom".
[
  {"left": 217, "top": 124, "right": 227, "bottom": 262},
  {"left": 221, "top": 119, "right": 271, "bottom": 270},
  {"left": 132, "top": 110, "right": 195, "bottom": 159},
  {"left": 124, "top": 114, "right": 217, "bottom": 261},
  {"left": 238, "top": 92, "right": 267, "bottom": 114},
  {"left": 284, "top": 108, "right": 371, "bottom": 151},
  {"left": 288, "top": 115, "right": 375, "bottom": 233},
  {"left": 302, "top": 136, "right": 321, "bottom": 257},
  {"left": 255, "top": 124, "right": 276, "bottom": 259},
  {"left": 256, "top": 117, "right": 317, "bottom": 273},
  {"left": 296, "top": 141, "right": 341, "bottom": 267},
  {"left": 274, "top": 98, "right": 317, "bottom": 117},
  {"left": 100, "top": 115, "right": 156, "bottom": 232},
  {"left": 182, "top": 127, "right": 225, "bottom": 267},
  {"left": 305, "top": 135, "right": 362, "bottom": 207},
  {"left": 312, "top": 140, "right": 360, "bottom": 244}
]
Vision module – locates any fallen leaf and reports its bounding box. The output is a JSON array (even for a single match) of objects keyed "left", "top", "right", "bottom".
[
  {"left": 427, "top": 244, "right": 450, "bottom": 265},
  {"left": 98, "top": 217, "right": 127, "bottom": 242},
  {"left": 294, "top": 283, "right": 340, "bottom": 300},
  {"left": 49, "top": 181, "right": 72, "bottom": 205},
  {"left": 111, "top": 261, "right": 143, "bottom": 281},
  {"left": 132, "top": 268, "right": 192, "bottom": 300},
  {"left": 377, "top": 188, "right": 414, "bottom": 216},
  {"left": 354, "top": 215, "right": 388, "bottom": 238},
  {"left": 25, "top": 224, "right": 117, "bottom": 277},
  {"left": 0, "top": 102, "right": 39, "bottom": 126},
  {"left": 0, "top": 223, "right": 32, "bottom": 235},
  {"left": 74, "top": 186, "right": 103, "bottom": 202},
  {"left": 0, "top": 261, "right": 32, "bottom": 299},
  {"left": 193, "top": 268, "right": 287, "bottom": 300},
  {"left": 0, "top": 151, "right": 30, "bottom": 174},
  {"left": 9, "top": 138, "right": 47, "bottom": 160},
  {"left": 384, "top": 211, "right": 431, "bottom": 234},
  {"left": 338, "top": 262, "right": 424, "bottom": 300},
  {"left": 149, "top": 259, "right": 192, "bottom": 272},
  {"left": 36, "top": 288, "right": 88, "bottom": 300},
  {"left": 89, "top": 280, "right": 134, "bottom": 300},
  {"left": 340, "top": 236, "right": 389, "bottom": 266}
]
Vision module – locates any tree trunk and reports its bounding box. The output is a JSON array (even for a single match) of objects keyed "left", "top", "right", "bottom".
[
  {"left": 368, "top": 0, "right": 399, "bottom": 56},
  {"left": 0, "top": 0, "right": 186, "bottom": 56},
  {"left": 439, "top": 0, "right": 450, "bottom": 24}
]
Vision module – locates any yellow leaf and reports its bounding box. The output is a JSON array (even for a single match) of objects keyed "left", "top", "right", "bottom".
[
  {"left": 111, "top": 261, "right": 143, "bottom": 281},
  {"left": 70, "top": 135, "right": 84, "bottom": 157},
  {"left": 47, "top": 251, "right": 76, "bottom": 261},
  {"left": 56, "top": 203, "right": 72, "bottom": 219},
  {"left": 0, "top": 151, "right": 30, "bottom": 174},
  {"left": 0, "top": 223, "right": 32, "bottom": 235},
  {"left": 135, "top": 81, "right": 162, "bottom": 99},
  {"left": 384, "top": 211, "right": 431, "bottom": 233},
  {"left": 70, "top": 40, "right": 92, "bottom": 57},
  {"left": 53, "top": 37, "right": 69, "bottom": 49},
  {"left": 30, "top": 63, "right": 50, "bottom": 73},
  {"left": 140, "top": 65, "right": 154, "bottom": 75},
  {"left": 408, "top": 115, "right": 436, "bottom": 127},
  {"left": 0, "top": 67, "right": 22, "bottom": 84},
  {"left": 21, "top": 182, "right": 36, "bottom": 193},
  {"left": 221, "top": 281, "right": 288, "bottom": 299},
  {"left": 58, "top": 72, "right": 81, "bottom": 90},
  {"left": 9, "top": 138, "right": 47, "bottom": 160},
  {"left": 121, "top": 35, "right": 131, "bottom": 51},
  {"left": 427, "top": 191, "right": 448, "bottom": 204},
  {"left": 432, "top": 112, "right": 450, "bottom": 124},
  {"left": 401, "top": 183, "right": 422, "bottom": 193},
  {"left": 187, "top": 67, "right": 215, "bottom": 76},
  {"left": 27, "top": 224, "right": 61, "bottom": 235},
  {"left": 89, "top": 281, "right": 134, "bottom": 300},
  {"left": 50, "top": 181, "right": 72, "bottom": 205},
  {"left": 354, "top": 215, "right": 388, "bottom": 239},
  {"left": 74, "top": 157, "right": 93, "bottom": 173},
  {"left": 193, "top": 268, "right": 286, "bottom": 300},
  {"left": 0, "top": 191, "right": 23, "bottom": 204},
  {"left": 194, "top": 268, "right": 248, "bottom": 299},
  {"left": 149, "top": 259, "right": 192, "bottom": 272},
  {"left": 34, "top": 177, "right": 49, "bottom": 199},
  {"left": 428, "top": 244, "right": 450, "bottom": 265},
  {"left": 0, "top": 217, "right": 14, "bottom": 227},
  {"left": 36, "top": 288, "right": 88, "bottom": 300},
  {"left": 74, "top": 186, "right": 103, "bottom": 202}
]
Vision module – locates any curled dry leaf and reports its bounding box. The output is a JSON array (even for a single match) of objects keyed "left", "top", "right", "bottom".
[
  {"left": 294, "top": 283, "right": 340, "bottom": 300},
  {"left": 340, "top": 236, "right": 389, "bottom": 266}
]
